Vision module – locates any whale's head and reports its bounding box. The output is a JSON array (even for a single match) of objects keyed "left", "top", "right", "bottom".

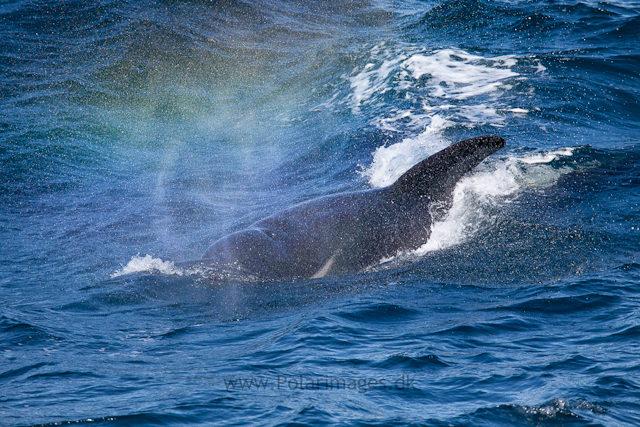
[{"left": 202, "top": 228, "right": 293, "bottom": 277}]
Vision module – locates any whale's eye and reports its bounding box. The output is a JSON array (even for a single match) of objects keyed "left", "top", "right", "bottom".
[{"left": 263, "top": 230, "right": 278, "bottom": 240}]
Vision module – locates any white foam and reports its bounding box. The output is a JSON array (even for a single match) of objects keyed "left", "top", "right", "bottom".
[
  {"left": 504, "top": 108, "right": 530, "bottom": 114},
  {"left": 348, "top": 55, "right": 407, "bottom": 112},
  {"left": 348, "top": 47, "right": 523, "bottom": 132},
  {"left": 403, "top": 49, "right": 518, "bottom": 100},
  {"left": 112, "top": 255, "right": 184, "bottom": 278},
  {"left": 508, "top": 149, "right": 576, "bottom": 189},
  {"left": 416, "top": 163, "right": 520, "bottom": 254},
  {"left": 410, "top": 147, "right": 578, "bottom": 254},
  {"left": 534, "top": 61, "right": 547, "bottom": 73},
  {"left": 517, "top": 147, "right": 575, "bottom": 164}
]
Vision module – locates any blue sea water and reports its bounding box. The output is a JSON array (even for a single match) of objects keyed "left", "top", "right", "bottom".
[{"left": 2, "top": 0, "right": 640, "bottom": 425}]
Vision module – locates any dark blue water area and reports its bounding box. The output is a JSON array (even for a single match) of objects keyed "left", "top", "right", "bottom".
[{"left": 2, "top": 0, "right": 640, "bottom": 426}]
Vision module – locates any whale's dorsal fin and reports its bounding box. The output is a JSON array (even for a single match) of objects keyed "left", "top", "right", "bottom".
[{"left": 388, "top": 135, "right": 505, "bottom": 199}]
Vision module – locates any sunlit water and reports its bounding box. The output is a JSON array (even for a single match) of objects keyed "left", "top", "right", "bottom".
[{"left": 2, "top": 0, "right": 639, "bottom": 426}]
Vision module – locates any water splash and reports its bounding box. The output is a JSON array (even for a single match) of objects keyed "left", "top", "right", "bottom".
[
  {"left": 357, "top": 47, "right": 527, "bottom": 188},
  {"left": 347, "top": 46, "right": 580, "bottom": 258},
  {"left": 418, "top": 147, "right": 578, "bottom": 254},
  {"left": 112, "top": 255, "right": 184, "bottom": 278}
]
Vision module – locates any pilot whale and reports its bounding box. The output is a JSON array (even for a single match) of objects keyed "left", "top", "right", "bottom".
[{"left": 203, "top": 135, "right": 505, "bottom": 279}]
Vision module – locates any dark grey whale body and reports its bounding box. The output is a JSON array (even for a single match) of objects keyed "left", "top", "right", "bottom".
[{"left": 203, "top": 135, "right": 505, "bottom": 278}]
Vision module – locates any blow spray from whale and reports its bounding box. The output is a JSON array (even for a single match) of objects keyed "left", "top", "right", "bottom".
[{"left": 202, "top": 135, "right": 505, "bottom": 279}]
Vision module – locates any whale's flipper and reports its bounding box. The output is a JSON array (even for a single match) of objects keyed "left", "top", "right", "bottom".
[{"left": 389, "top": 135, "right": 505, "bottom": 199}]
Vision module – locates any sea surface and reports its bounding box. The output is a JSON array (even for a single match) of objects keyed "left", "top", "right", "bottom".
[{"left": 2, "top": 0, "right": 640, "bottom": 425}]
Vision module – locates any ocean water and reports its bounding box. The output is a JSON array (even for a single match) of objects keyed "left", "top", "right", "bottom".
[{"left": 2, "top": 0, "right": 639, "bottom": 425}]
